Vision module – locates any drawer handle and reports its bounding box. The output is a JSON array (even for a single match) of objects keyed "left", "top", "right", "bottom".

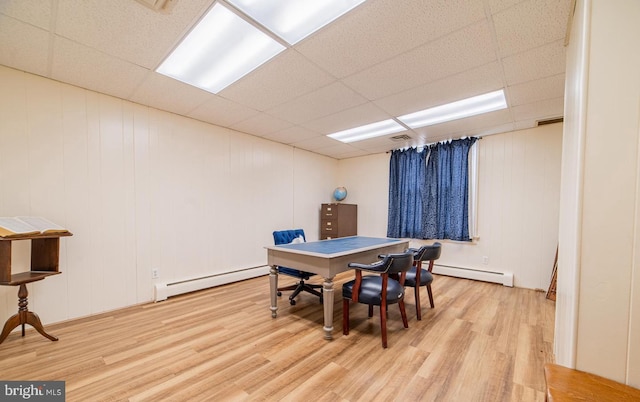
[{"left": 326, "top": 228, "right": 333, "bottom": 231}]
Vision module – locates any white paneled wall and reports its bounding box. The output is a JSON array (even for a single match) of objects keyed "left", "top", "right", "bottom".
[
  {"left": 0, "top": 65, "right": 337, "bottom": 325},
  {"left": 0, "top": 63, "right": 560, "bottom": 328},
  {"left": 338, "top": 124, "right": 563, "bottom": 290},
  {"left": 337, "top": 153, "right": 390, "bottom": 237}
]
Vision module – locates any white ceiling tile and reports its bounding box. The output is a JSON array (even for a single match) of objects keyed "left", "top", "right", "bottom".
[
  {"left": 220, "top": 50, "right": 335, "bottom": 111},
  {"left": 55, "top": 0, "right": 213, "bottom": 69},
  {"left": 0, "top": 0, "right": 52, "bottom": 29},
  {"left": 51, "top": 37, "right": 149, "bottom": 101},
  {"left": 487, "top": 0, "right": 528, "bottom": 14},
  {"left": 291, "top": 134, "right": 341, "bottom": 151},
  {"left": 0, "top": 0, "right": 571, "bottom": 159},
  {"left": 502, "top": 40, "right": 566, "bottom": 85},
  {"left": 343, "top": 21, "right": 497, "bottom": 100},
  {"left": 493, "top": 0, "right": 573, "bottom": 57},
  {"left": 267, "top": 82, "right": 369, "bottom": 125},
  {"left": 318, "top": 144, "right": 370, "bottom": 160},
  {"left": 511, "top": 96, "right": 564, "bottom": 121},
  {"left": 230, "top": 113, "right": 293, "bottom": 137},
  {"left": 301, "top": 102, "right": 393, "bottom": 135},
  {"left": 0, "top": 15, "right": 50, "bottom": 77},
  {"left": 514, "top": 119, "right": 538, "bottom": 130},
  {"left": 508, "top": 74, "right": 565, "bottom": 106},
  {"left": 130, "top": 72, "right": 213, "bottom": 116},
  {"left": 263, "top": 126, "right": 320, "bottom": 145},
  {"left": 187, "top": 96, "right": 259, "bottom": 128},
  {"left": 350, "top": 130, "right": 421, "bottom": 151},
  {"left": 296, "top": 0, "right": 486, "bottom": 78},
  {"left": 374, "top": 62, "right": 505, "bottom": 116}
]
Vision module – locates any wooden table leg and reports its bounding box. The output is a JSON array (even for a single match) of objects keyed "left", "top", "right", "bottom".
[
  {"left": 322, "top": 276, "right": 335, "bottom": 340},
  {"left": 0, "top": 283, "right": 57, "bottom": 344},
  {"left": 269, "top": 265, "right": 279, "bottom": 318}
]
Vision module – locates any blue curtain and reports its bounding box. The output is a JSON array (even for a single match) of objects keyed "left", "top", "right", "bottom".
[
  {"left": 423, "top": 137, "right": 477, "bottom": 241},
  {"left": 387, "top": 138, "right": 477, "bottom": 241},
  {"left": 387, "top": 148, "right": 427, "bottom": 238}
]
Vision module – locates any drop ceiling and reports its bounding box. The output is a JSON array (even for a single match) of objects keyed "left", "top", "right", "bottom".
[{"left": 0, "top": 0, "right": 572, "bottom": 160}]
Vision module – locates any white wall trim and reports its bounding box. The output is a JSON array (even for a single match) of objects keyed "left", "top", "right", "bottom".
[
  {"left": 554, "top": 0, "right": 590, "bottom": 369},
  {"left": 154, "top": 266, "right": 270, "bottom": 301},
  {"left": 433, "top": 264, "right": 513, "bottom": 287}
]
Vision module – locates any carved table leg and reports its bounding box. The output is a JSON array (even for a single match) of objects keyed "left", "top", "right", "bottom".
[
  {"left": 322, "top": 276, "right": 335, "bottom": 340},
  {"left": 0, "top": 283, "right": 57, "bottom": 344},
  {"left": 269, "top": 265, "right": 278, "bottom": 318}
]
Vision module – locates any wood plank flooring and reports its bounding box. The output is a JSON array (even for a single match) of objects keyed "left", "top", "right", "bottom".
[{"left": 0, "top": 272, "right": 555, "bottom": 401}]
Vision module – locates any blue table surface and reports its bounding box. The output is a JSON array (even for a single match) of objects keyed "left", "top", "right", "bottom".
[{"left": 273, "top": 236, "right": 403, "bottom": 255}]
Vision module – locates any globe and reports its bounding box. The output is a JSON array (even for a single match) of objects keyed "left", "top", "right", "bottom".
[{"left": 333, "top": 187, "right": 347, "bottom": 202}]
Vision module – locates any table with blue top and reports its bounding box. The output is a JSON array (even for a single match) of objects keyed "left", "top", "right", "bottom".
[{"left": 265, "top": 236, "right": 409, "bottom": 340}]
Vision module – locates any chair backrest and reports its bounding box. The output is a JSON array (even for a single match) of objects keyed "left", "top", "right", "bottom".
[
  {"left": 385, "top": 252, "right": 414, "bottom": 275},
  {"left": 273, "top": 229, "right": 306, "bottom": 245},
  {"left": 415, "top": 242, "right": 442, "bottom": 262}
]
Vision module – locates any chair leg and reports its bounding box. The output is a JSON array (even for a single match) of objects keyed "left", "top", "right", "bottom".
[
  {"left": 380, "top": 303, "right": 387, "bottom": 348},
  {"left": 368, "top": 305, "right": 373, "bottom": 318},
  {"left": 288, "top": 282, "right": 305, "bottom": 304},
  {"left": 426, "top": 284, "right": 435, "bottom": 308},
  {"left": 343, "top": 299, "right": 350, "bottom": 335},
  {"left": 399, "top": 300, "right": 409, "bottom": 329},
  {"left": 414, "top": 285, "right": 422, "bottom": 320}
]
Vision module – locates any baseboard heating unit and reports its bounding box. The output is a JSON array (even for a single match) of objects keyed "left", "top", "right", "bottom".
[
  {"left": 154, "top": 265, "right": 270, "bottom": 301},
  {"left": 433, "top": 264, "right": 513, "bottom": 287}
]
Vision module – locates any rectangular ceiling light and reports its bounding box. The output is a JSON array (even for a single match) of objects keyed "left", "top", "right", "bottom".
[
  {"left": 328, "top": 119, "right": 405, "bottom": 143},
  {"left": 227, "top": 0, "right": 367, "bottom": 45},
  {"left": 156, "top": 3, "right": 285, "bottom": 94},
  {"left": 397, "top": 89, "right": 508, "bottom": 129}
]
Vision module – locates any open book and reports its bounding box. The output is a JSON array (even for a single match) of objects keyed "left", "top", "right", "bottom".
[{"left": 0, "top": 216, "right": 70, "bottom": 238}]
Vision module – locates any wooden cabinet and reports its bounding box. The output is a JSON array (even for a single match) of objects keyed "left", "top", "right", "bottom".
[{"left": 320, "top": 203, "right": 357, "bottom": 240}]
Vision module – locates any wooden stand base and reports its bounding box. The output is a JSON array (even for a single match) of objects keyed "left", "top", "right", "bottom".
[{"left": 0, "top": 283, "right": 58, "bottom": 344}]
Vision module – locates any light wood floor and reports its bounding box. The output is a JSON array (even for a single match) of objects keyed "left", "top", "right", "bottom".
[{"left": 0, "top": 272, "right": 555, "bottom": 401}]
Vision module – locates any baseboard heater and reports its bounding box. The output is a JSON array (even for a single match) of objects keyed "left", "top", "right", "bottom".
[
  {"left": 433, "top": 264, "right": 513, "bottom": 287},
  {"left": 154, "top": 265, "right": 270, "bottom": 301}
]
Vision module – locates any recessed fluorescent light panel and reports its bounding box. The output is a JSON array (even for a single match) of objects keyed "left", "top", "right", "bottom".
[
  {"left": 398, "top": 89, "right": 508, "bottom": 129},
  {"left": 156, "top": 3, "right": 285, "bottom": 94},
  {"left": 328, "top": 119, "right": 405, "bottom": 143},
  {"left": 227, "top": 0, "right": 367, "bottom": 45}
]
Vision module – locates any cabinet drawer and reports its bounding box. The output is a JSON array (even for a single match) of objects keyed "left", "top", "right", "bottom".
[
  {"left": 321, "top": 219, "right": 338, "bottom": 232},
  {"left": 321, "top": 204, "right": 338, "bottom": 219}
]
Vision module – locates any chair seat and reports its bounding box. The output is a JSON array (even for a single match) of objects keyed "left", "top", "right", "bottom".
[
  {"left": 343, "top": 276, "right": 405, "bottom": 305},
  {"left": 404, "top": 267, "right": 433, "bottom": 287},
  {"left": 278, "top": 267, "right": 314, "bottom": 280}
]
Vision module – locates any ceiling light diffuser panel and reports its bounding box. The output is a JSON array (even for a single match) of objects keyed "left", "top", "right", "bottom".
[
  {"left": 328, "top": 119, "right": 406, "bottom": 143},
  {"left": 227, "top": 0, "right": 367, "bottom": 45},
  {"left": 156, "top": 3, "right": 285, "bottom": 94},
  {"left": 398, "top": 90, "right": 508, "bottom": 129}
]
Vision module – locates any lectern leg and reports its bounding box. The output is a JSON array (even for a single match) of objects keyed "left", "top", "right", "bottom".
[
  {"left": 0, "top": 283, "right": 58, "bottom": 344},
  {"left": 0, "top": 314, "right": 21, "bottom": 344}
]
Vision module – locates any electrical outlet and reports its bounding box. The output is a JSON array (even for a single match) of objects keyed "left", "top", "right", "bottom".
[
  {"left": 482, "top": 256, "right": 489, "bottom": 265},
  {"left": 152, "top": 268, "right": 159, "bottom": 279}
]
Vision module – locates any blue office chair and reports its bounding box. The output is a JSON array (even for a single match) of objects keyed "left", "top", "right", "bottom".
[
  {"left": 342, "top": 251, "right": 414, "bottom": 348},
  {"left": 273, "top": 229, "right": 323, "bottom": 305}
]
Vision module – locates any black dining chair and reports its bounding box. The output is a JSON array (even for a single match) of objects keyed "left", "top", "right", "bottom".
[
  {"left": 342, "top": 251, "right": 414, "bottom": 348},
  {"left": 404, "top": 243, "right": 441, "bottom": 320}
]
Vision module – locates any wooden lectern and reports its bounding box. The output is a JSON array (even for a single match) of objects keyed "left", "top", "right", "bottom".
[{"left": 0, "top": 232, "right": 72, "bottom": 344}]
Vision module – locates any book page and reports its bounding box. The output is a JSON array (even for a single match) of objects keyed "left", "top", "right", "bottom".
[
  {"left": 0, "top": 217, "right": 40, "bottom": 237},
  {"left": 16, "top": 216, "right": 68, "bottom": 234}
]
